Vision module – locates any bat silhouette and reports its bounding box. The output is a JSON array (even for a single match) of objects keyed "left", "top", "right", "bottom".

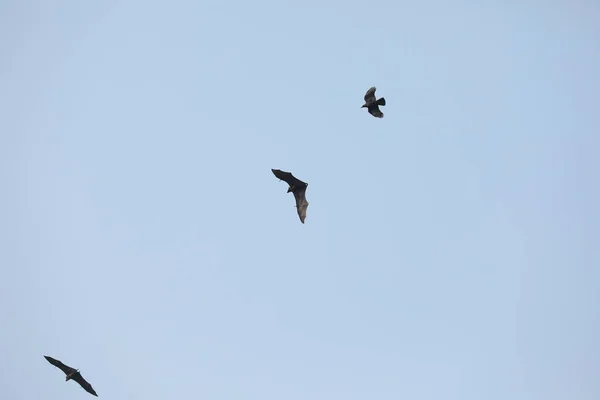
[
  {"left": 44, "top": 355, "right": 98, "bottom": 397},
  {"left": 361, "top": 86, "right": 386, "bottom": 118},
  {"left": 271, "top": 169, "right": 309, "bottom": 224}
]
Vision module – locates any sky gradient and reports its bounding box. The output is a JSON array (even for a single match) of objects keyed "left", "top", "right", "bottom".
[{"left": 2, "top": 1, "right": 599, "bottom": 399}]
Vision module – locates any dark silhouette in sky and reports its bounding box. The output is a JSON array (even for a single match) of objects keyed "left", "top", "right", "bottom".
[
  {"left": 362, "top": 86, "right": 386, "bottom": 118},
  {"left": 271, "top": 169, "right": 309, "bottom": 224},
  {"left": 44, "top": 356, "right": 98, "bottom": 397}
]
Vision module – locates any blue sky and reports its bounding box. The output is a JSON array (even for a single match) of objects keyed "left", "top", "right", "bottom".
[{"left": 2, "top": 1, "right": 599, "bottom": 399}]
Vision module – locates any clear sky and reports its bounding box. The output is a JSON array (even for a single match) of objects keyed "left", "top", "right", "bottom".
[{"left": 2, "top": 1, "right": 599, "bottom": 399}]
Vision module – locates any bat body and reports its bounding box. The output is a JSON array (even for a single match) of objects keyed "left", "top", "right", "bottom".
[
  {"left": 44, "top": 355, "right": 98, "bottom": 397},
  {"left": 271, "top": 169, "right": 309, "bottom": 224},
  {"left": 361, "top": 86, "right": 386, "bottom": 118}
]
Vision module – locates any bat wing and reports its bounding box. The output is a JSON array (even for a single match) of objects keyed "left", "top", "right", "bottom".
[
  {"left": 44, "top": 356, "right": 76, "bottom": 376},
  {"left": 72, "top": 373, "right": 98, "bottom": 397},
  {"left": 364, "top": 86, "right": 377, "bottom": 103},
  {"left": 292, "top": 186, "right": 309, "bottom": 224},
  {"left": 368, "top": 105, "right": 384, "bottom": 118},
  {"left": 271, "top": 169, "right": 307, "bottom": 188}
]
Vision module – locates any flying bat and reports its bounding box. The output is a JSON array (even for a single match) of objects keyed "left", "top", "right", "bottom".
[
  {"left": 271, "top": 169, "right": 309, "bottom": 224},
  {"left": 361, "top": 86, "right": 386, "bottom": 118},
  {"left": 44, "top": 355, "right": 98, "bottom": 397}
]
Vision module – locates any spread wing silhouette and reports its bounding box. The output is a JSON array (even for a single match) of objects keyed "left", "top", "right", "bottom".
[
  {"left": 44, "top": 355, "right": 98, "bottom": 397},
  {"left": 271, "top": 169, "right": 309, "bottom": 224},
  {"left": 364, "top": 86, "right": 377, "bottom": 102},
  {"left": 72, "top": 373, "right": 98, "bottom": 397},
  {"left": 362, "top": 86, "right": 386, "bottom": 118},
  {"left": 44, "top": 356, "right": 76, "bottom": 375},
  {"left": 271, "top": 169, "right": 306, "bottom": 188},
  {"left": 368, "top": 106, "right": 384, "bottom": 118},
  {"left": 292, "top": 186, "right": 309, "bottom": 223}
]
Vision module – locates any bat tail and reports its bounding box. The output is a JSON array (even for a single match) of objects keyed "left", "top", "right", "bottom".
[{"left": 377, "top": 97, "right": 386, "bottom": 106}]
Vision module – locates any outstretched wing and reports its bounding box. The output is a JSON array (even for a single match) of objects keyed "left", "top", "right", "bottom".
[
  {"left": 364, "top": 86, "right": 377, "bottom": 103},
  {"left": 72, "top": 373, "right": 98, "bottom": 397},
  {"left": 292, "top": 186, "right": 309, "bottom": 224},
  {"left": 368, "top": 105, "right": 384, "bottom": 118},
  {"left": 271, "top": 169, "right": 307, "bottom": 188},
  {"left": 44, "top": 356, "right": 76, "bottom": 376}
]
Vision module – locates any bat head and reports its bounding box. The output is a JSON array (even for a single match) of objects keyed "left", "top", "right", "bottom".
[
  {"left": 66, "top": 370, "right": 79, "bottom": 381},
  {"left": 361, "top": 104, "right": 367, "bottom": 108},
  {"left": 287, "top": 186, "right": 293, "bottom": 193}
]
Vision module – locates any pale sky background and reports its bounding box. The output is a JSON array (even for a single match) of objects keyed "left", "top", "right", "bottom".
[{"left": 1, "top": 1, "right": 599, "bottom": 399}]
